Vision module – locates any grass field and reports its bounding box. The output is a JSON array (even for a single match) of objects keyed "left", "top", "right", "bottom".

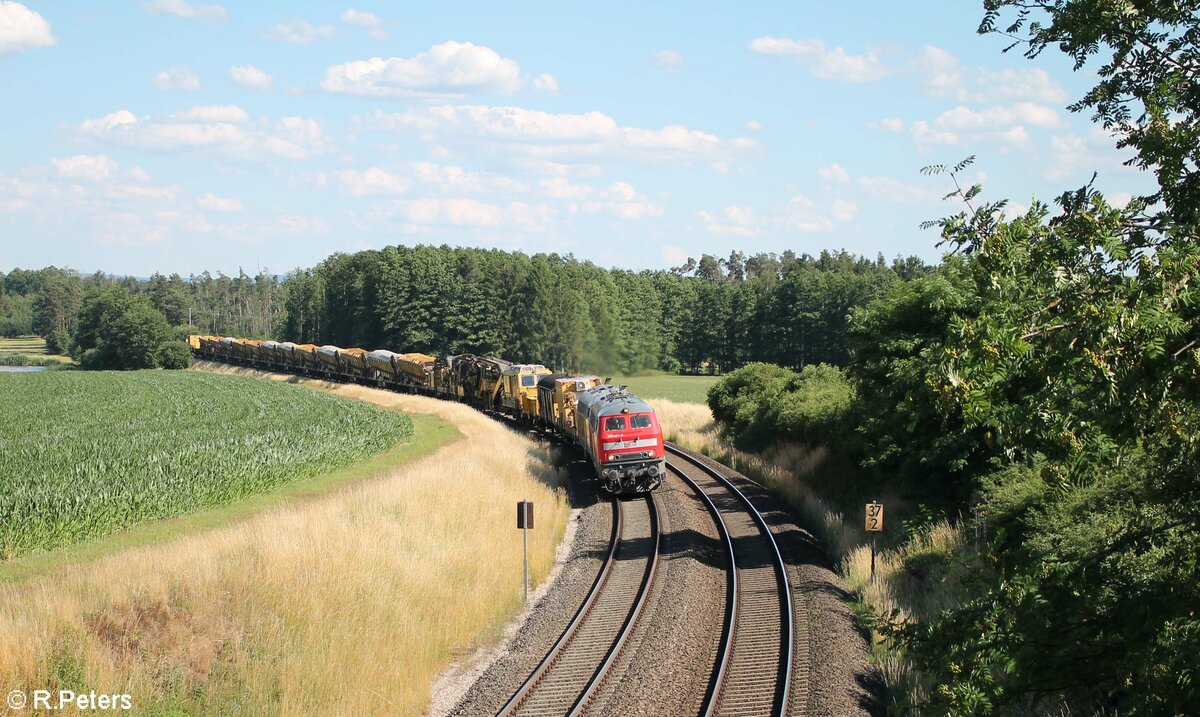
[
  {"left": 612, "top": 372, "right": 720, "bottom": 404},
  {"left": 0, "top": 336, "right": 48, "bottom": 354},
  {"left": 0, "top": 335, "right": 73, "bottom": 367},
  {"left": 0, "top": 364, "right": 569, "bottom": 716},
  {"left": 0, "top": 370, "right": 412, "bottom": 558}
]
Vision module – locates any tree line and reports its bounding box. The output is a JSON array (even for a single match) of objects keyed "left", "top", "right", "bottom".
[
  {"left": 4, "top": 250, "right": 928, "bottom": 375},
  {"left": 280, "top": 247, "right": 926, "bottom": 375}
]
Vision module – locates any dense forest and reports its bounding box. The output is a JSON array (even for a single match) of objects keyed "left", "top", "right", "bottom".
[
  {"left": 281, "top": 247, "right": 928, "bottom": 374},
  {"left": 1, "top": 249, "right": 929, "bottom": 375}
]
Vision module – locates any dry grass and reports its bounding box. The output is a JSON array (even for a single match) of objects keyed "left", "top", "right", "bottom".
[
  {"left": 653, "top": 397, "right": 968, "bottom": 707},
  {"left": 0, "top": 364, "right": 570, "bottom": 716}
]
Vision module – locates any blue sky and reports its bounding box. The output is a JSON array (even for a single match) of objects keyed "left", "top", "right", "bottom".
[{"left": 0, "top": 0, "right": 1154, "bottom": 277}]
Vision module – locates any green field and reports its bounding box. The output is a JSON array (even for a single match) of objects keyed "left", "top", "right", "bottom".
[
  {"left": 0, "top": 336, "right": 72, "bottom": 367},
  {"left": 612, "top": 373, "right": 720, "bottom": 404},
  {"left": 0, "top": 371, "right": 413, "bottom": 558},
  {"left": 0, "top": 336, "right": 48, "bottom": 354}
]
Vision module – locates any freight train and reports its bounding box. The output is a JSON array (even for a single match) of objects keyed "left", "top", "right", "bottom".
[{"left": 189, "top": 336, "right": 666, "bottom": 494}]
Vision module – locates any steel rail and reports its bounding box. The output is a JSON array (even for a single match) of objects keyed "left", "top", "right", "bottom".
[
  {"left": 666, "top": 445, "right": 794, "bottom": 717},
  {"left": 665, "top": 461, "right": 737, "bottom": 717},
  {"left": 496, "top": 494, "right": 659, "bottom": 717}
]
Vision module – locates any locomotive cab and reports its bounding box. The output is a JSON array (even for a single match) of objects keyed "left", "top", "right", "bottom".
[{"left": 576, "top": 386, "right": 666, "bottom": 494}]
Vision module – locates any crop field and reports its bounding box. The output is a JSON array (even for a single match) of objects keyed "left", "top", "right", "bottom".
[
  {"left": 0, "top": 366, "right": 569, "bottom": 716},
  {"left": 613, "top": 372, "right": 721, "bottom": 405},
  {"left": 0, "top": 370, "right": 412, "bottom": 558},
  {"left": 0, "top": 336, "right": 48, "bottom": 355}
]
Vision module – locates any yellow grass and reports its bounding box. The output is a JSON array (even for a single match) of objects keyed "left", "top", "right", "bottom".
[{"left": 0, "top": 364, "right": 570, "bottom": 716}]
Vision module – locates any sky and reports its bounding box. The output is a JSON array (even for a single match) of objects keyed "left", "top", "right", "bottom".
[{"left": 0, "top": 0, "right": 1156, "bottom": 277}]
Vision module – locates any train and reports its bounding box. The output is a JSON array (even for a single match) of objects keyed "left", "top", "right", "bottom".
[{"left": 188, "top": 335, "right": 666, "bottom": 494}]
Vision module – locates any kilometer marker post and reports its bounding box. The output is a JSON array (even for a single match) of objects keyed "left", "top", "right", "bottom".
[{"left": 865, "top": 501, "right": 884, "bottom": 583}]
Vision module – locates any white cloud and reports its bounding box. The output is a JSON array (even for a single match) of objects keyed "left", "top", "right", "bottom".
[
  {"left": 782, "top": 194, "right": 835, "bottom": 232},
  {"left": 265, "top": 17, "right": 334, "bottom": 44},
  {"left": 818, "top": 163, "right": 850, "bottom": 182},
  {"left": 533, "top": 73, "right": 559, "bottom": 94},
  {"left": 0, "top": 162, "right": 191, "bottom": 245},
  {"left": 0, "top": 2, "right": 54, "bottom": 55},
  {"left": 341, "top": 9, "right": 387, "bottom": 41},
  {"left": 915, "top": 45, "right": 962, "bottom": 99},
  {"left": 142, "top": 0, "right": 227, "bottom": 22},
  {"left": 903, "top": 102, "right": 1063, "bottom": 148},
  {"left": 830, "top": 198, "right": 858, "bottom": 222},
  {"left": 916, "top": 45, "right": 1068, "bottom": 105},
  {"left": 655, "top": 49, "right": 683, "bottom": 73},
  {"left": 196, "top": 193, "right": 243, "bottom": 212},
  {"left": 323, "top": 41, "right": 525, "bottom": 97},
  {"left": 578, "top": 181, "right": 664, "bottom": 219},
  {"left": 77, "top": 106, "right": 325, "bottom": 161},
  {"left": 386, "top": 197, "right": 506, "bottom": 227},
  {"left": 334, "top": 162, "right": 523, "bottom": 197},
  {"left": 334, "top": 167, "right": 411, "bottom": 196},
  {"left": 51, "top": 154, "right": 119, "bottom": 181},
  {"left": 230, "top": 64, "right": 273, "bottom": 89},
  {"left": 176, "top": 104, "right": 249, "bottom": 122},
  {"left": 363, "top": 104, "right": 751, "bottom": 166},
  {"left": 1044, "top": 128, "right": 1139, "bottom": 181},
  {"left": 911, "top": 119, "right": 958, "bottom": 146},
  {"left": 857, "top": 175, "right": 940, "bottom": 203},
  {"left": 153, "top": 67, "right": 201, "bottom": 91},
  {"left": 935, "top": 102, "right": 1063, "bottom": 132},
  {"left": 271, "top": 214, "right": 329, "bottom": 234},
  {"left": 539, "top": 176, "right": 593, "bottom": 200},
  {"left": 974, "top": 67, "right": 1068, "bottom": 104},
  {"left": 745, "top": 120, "right": 763, "bottom": 131},
  {"left": 698, "top": 205, "right": 758, "bottom": 237},
  {"left": 872, "top": 117, "right": 905, "bottom": 133},
  {"left": 748, "top": 36, "right": 891, "bottom": 82}
]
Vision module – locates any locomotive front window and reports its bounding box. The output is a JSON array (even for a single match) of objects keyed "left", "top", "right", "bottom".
[
  {"left": 521, "top": 375, "right": 537, "bottom": 387},
  {"left": 630, "top": 414, "right": 652, "bottom": 429},
  {"left": 604, "top": 416, "right": 626, "bottom": 431}
]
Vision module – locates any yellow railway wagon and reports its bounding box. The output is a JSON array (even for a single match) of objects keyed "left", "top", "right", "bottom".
[
  {"left": 501, "top": 364, "right": 551, "bottom": 419},
  {"left": 337, "top": 347, "right": 371, "bottom": 379},
  {"left": 396, "top": 352, "right": 436, "bottom": 388}
]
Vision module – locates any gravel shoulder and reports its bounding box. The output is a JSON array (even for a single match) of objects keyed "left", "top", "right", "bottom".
[{"left": 433, "top": 444, "right": 612, "bottom": 717}]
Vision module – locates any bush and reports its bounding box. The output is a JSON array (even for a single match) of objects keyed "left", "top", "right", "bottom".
[
  {"left": 707, "top": 362, "right": 853, "bottom": 450},
  {"left": 156, "top": 341, "right": 193, "bottom": 370},
  {"left": 768, "top": 364, "right": 854, "bottom": 447}
]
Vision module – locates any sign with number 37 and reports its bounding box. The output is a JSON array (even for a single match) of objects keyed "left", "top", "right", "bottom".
[{"left": 865, "top": 503, "right": 884, "bottom": 532}]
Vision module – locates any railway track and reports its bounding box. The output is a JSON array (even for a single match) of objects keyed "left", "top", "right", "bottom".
[
  {"left": 498, "top": 494, "right": 661, "bottom": 717},
  {"left": 666, "top": 445, "right": 794, "bottom": 717}
]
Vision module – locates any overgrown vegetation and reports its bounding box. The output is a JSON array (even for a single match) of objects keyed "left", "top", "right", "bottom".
[
  {"left": 701, "top": 1, "right": 1200, "bottom": 713},
  {"left": 0, "top": 371, "right": 412, "bottom": 558}
]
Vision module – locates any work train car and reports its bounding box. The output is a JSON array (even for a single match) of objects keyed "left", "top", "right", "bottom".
[{"left": 190, "top": 336, "right": 666, "bottom": 494}]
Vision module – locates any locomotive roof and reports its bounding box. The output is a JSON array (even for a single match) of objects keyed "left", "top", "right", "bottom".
[
  {"left": 537, "top": 373, "right": 570, "bottom": 389},
  {"left": 576, "top": 385, "right": 655, "bottom": 416}
]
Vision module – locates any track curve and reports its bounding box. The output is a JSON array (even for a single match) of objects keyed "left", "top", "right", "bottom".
[
  {"left": 667, "top": 446, "right": 794, "bottom": 717},
  {"left": 498, "top": 494, "right": 660, "bottom": 717}
]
